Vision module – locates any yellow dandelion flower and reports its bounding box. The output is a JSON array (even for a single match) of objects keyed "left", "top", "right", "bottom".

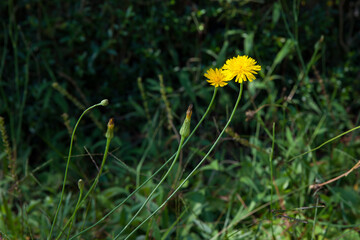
[
  {"left": 222, "top": 55, "right": 261, "bottom": 83},
  {"left": 204, "top": 68, "right": 229, "bottom": 87}
]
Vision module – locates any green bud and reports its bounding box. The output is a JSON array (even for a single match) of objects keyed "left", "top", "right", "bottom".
[
  {"left": 78, "top": 179, "right": 84, "bottom": 191},
  {"left": 100, "top": 99, "right": 109, "bottom": 106},
  {"left": 105, "top": 118, "right": 114, "bottom": 139},
  {"left": 179, "top": 104, "right": 193, "bottom": 138}
]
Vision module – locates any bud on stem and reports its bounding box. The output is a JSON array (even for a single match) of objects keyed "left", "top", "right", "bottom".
[
  {"left": 100, "top": 99, "right": 109, "bottom": 106},
  {"left": 179, "top": 104, "right": 193, "bottom": 138},
  {"left": 78, "top": 179, "right": 84, "bottom": 191},
  {"left": 105, "top": 118, "right": 114, "bottom": 139}
]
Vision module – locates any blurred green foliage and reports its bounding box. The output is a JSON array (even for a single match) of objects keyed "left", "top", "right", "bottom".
[{"left": 1, "top": 0, "right": 360, "bottom": 239}]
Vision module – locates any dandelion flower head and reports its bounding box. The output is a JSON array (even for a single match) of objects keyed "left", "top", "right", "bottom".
[
  {"left": 204, "top": 68, "right": 229, "bottom": 88},
  {"left": 222, "top": 55, "right": 261, "bottom": 83}
]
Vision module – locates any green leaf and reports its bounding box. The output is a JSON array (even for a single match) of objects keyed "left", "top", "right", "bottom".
[
  {"left": 199, "top": 160, "right": 223, "bottom": 172},
  {"left": 244, "top": 32, "right": 254, "bottom": 55},
  {"left": 272, "top": 2, "right": 281, "bottom": 27},
  {"left": 273, "top": 39, "right": 295, "bottom": 67}
]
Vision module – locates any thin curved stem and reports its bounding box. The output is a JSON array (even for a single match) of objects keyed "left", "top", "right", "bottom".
[
  {"left": 114, "top": 136, "right": 185, "bottom": 239},
  {"left": 56, "top": 129, "right": 113, "bottom": 240},
  {"left": 269, "top": 122, "right": 275, "bottom": 239},
  {"left": 123, "top": 83, "right": 243, "bottom": 239},
  {"left": 69, "top": 87, "right": 218, "bottom": 239},
  {"left": 288, "top": 125, "right": 360, "bottom": 163},
  {"left": 66, "top": 186, "right": 83, "bottom": 240},
  {"left": 48, "top": 102, "right": 105, "bottom": 239}
]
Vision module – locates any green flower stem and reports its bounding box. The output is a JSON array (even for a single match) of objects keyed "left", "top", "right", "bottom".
[
  {"left": 287, "top": 125, "right": 360, "bottom": 162},
  {"left": 69, "top": 87, "right": 218, "bottom": 239},
  {"left": 48, "top": 101, "right": 106, "bottom": 239},
  {"left": 66, "top": 184, "right": 83, "bottom": 240},
  {"left": 123, "top": 83, "right": 243, "bottom": 240},
  {"left": 56, "top": 127, "right": 113, "bottom": 240},
  {"left": 311, "top": 197, "right": 320, "bottom": 240},
  {"left": 114, "top": 136, "right": 185, "bottom": 239},
  {"left": 269, "top": 123, "right": 275, "bottom": 239}
]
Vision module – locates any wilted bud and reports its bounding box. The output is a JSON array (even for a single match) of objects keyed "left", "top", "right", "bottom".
[
  {"left": 105, "top": 118, "right": 114, "bottom": 139},
  {"left": 186, "top": 104, "right": 193, "bottom": 120},
  {"left": 100, "top": 99, "right": 109, "bottom": 106},
  {"left": 179, "top": 104, "right": 193, "bottom": 138}
]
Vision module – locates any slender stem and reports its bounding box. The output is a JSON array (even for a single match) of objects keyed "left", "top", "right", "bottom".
[
  {"left": 114, "top": 137, "right": 185, "bottom": 239},
  {"left": 288, "top": 125, "right": 360, "bottom": 162},
  {"left": 269, "top": 122, "right": 275, "bottom": 239},
  {"left": 69, "top": 87, "right": 218, "bottom": 239},
  {"left": 48, "top": 102, "right": 104, "bottom": 239},
  {"left": 56, "top": 131, "right": 112, "bottom": 240},
  {"left": 124, "top": 83, "right": 243, "bottom": 239},
  {"left": 188, "top": 87, "right": 218, "bottom": 142},
  {"left": 311, "top": 197, "right": 319, "bottom": 240},
  {"left": 66, "top": 186, "right": 83, "bottom": 240}
]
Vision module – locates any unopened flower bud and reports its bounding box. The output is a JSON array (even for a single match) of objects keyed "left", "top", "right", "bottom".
[
  {"left": 180, "top": 104, "right": 193, "bottom": 138},
  {"left": 100, "top": 99, "right": 109, "bottom": 106},
  {"left": 78, "top": 179, "right": 84, "bottom": 191},
  {"left": 105, "top": 118, "right": 114, "bottom": 139}
]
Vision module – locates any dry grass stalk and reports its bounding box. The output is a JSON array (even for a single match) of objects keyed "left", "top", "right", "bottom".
[{"left": 310, "top": 160, "right": 360, "bottom": 189}]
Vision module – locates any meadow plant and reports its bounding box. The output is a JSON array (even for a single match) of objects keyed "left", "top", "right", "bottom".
[
  {"left": 61, "top": 55, "right": 260, "bottom": 239},
  {"left": 118, "top": 55, "right": 261, "bottom": 239},
  {"left": 68, "top": 87, "right": 218, "bottom": 239},
  {"left": 21, "top": 51, "right": 360, "bottom": 239},
  {"left": 48, "top": 53, "right": 360, "bottom": 239},
  {"left": 51, "top": 54, "right": 360, "bottom": 239},
  {"left": 48, "top": 99, "right": 109, "bottom": 239},
  {"left": 55, "top": 118, "right": 114, "bottom": 240}
]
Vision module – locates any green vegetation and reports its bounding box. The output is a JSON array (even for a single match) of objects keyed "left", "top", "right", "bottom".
[{"left": 1, "top": 0, "right": 360, "bottom": 239}]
